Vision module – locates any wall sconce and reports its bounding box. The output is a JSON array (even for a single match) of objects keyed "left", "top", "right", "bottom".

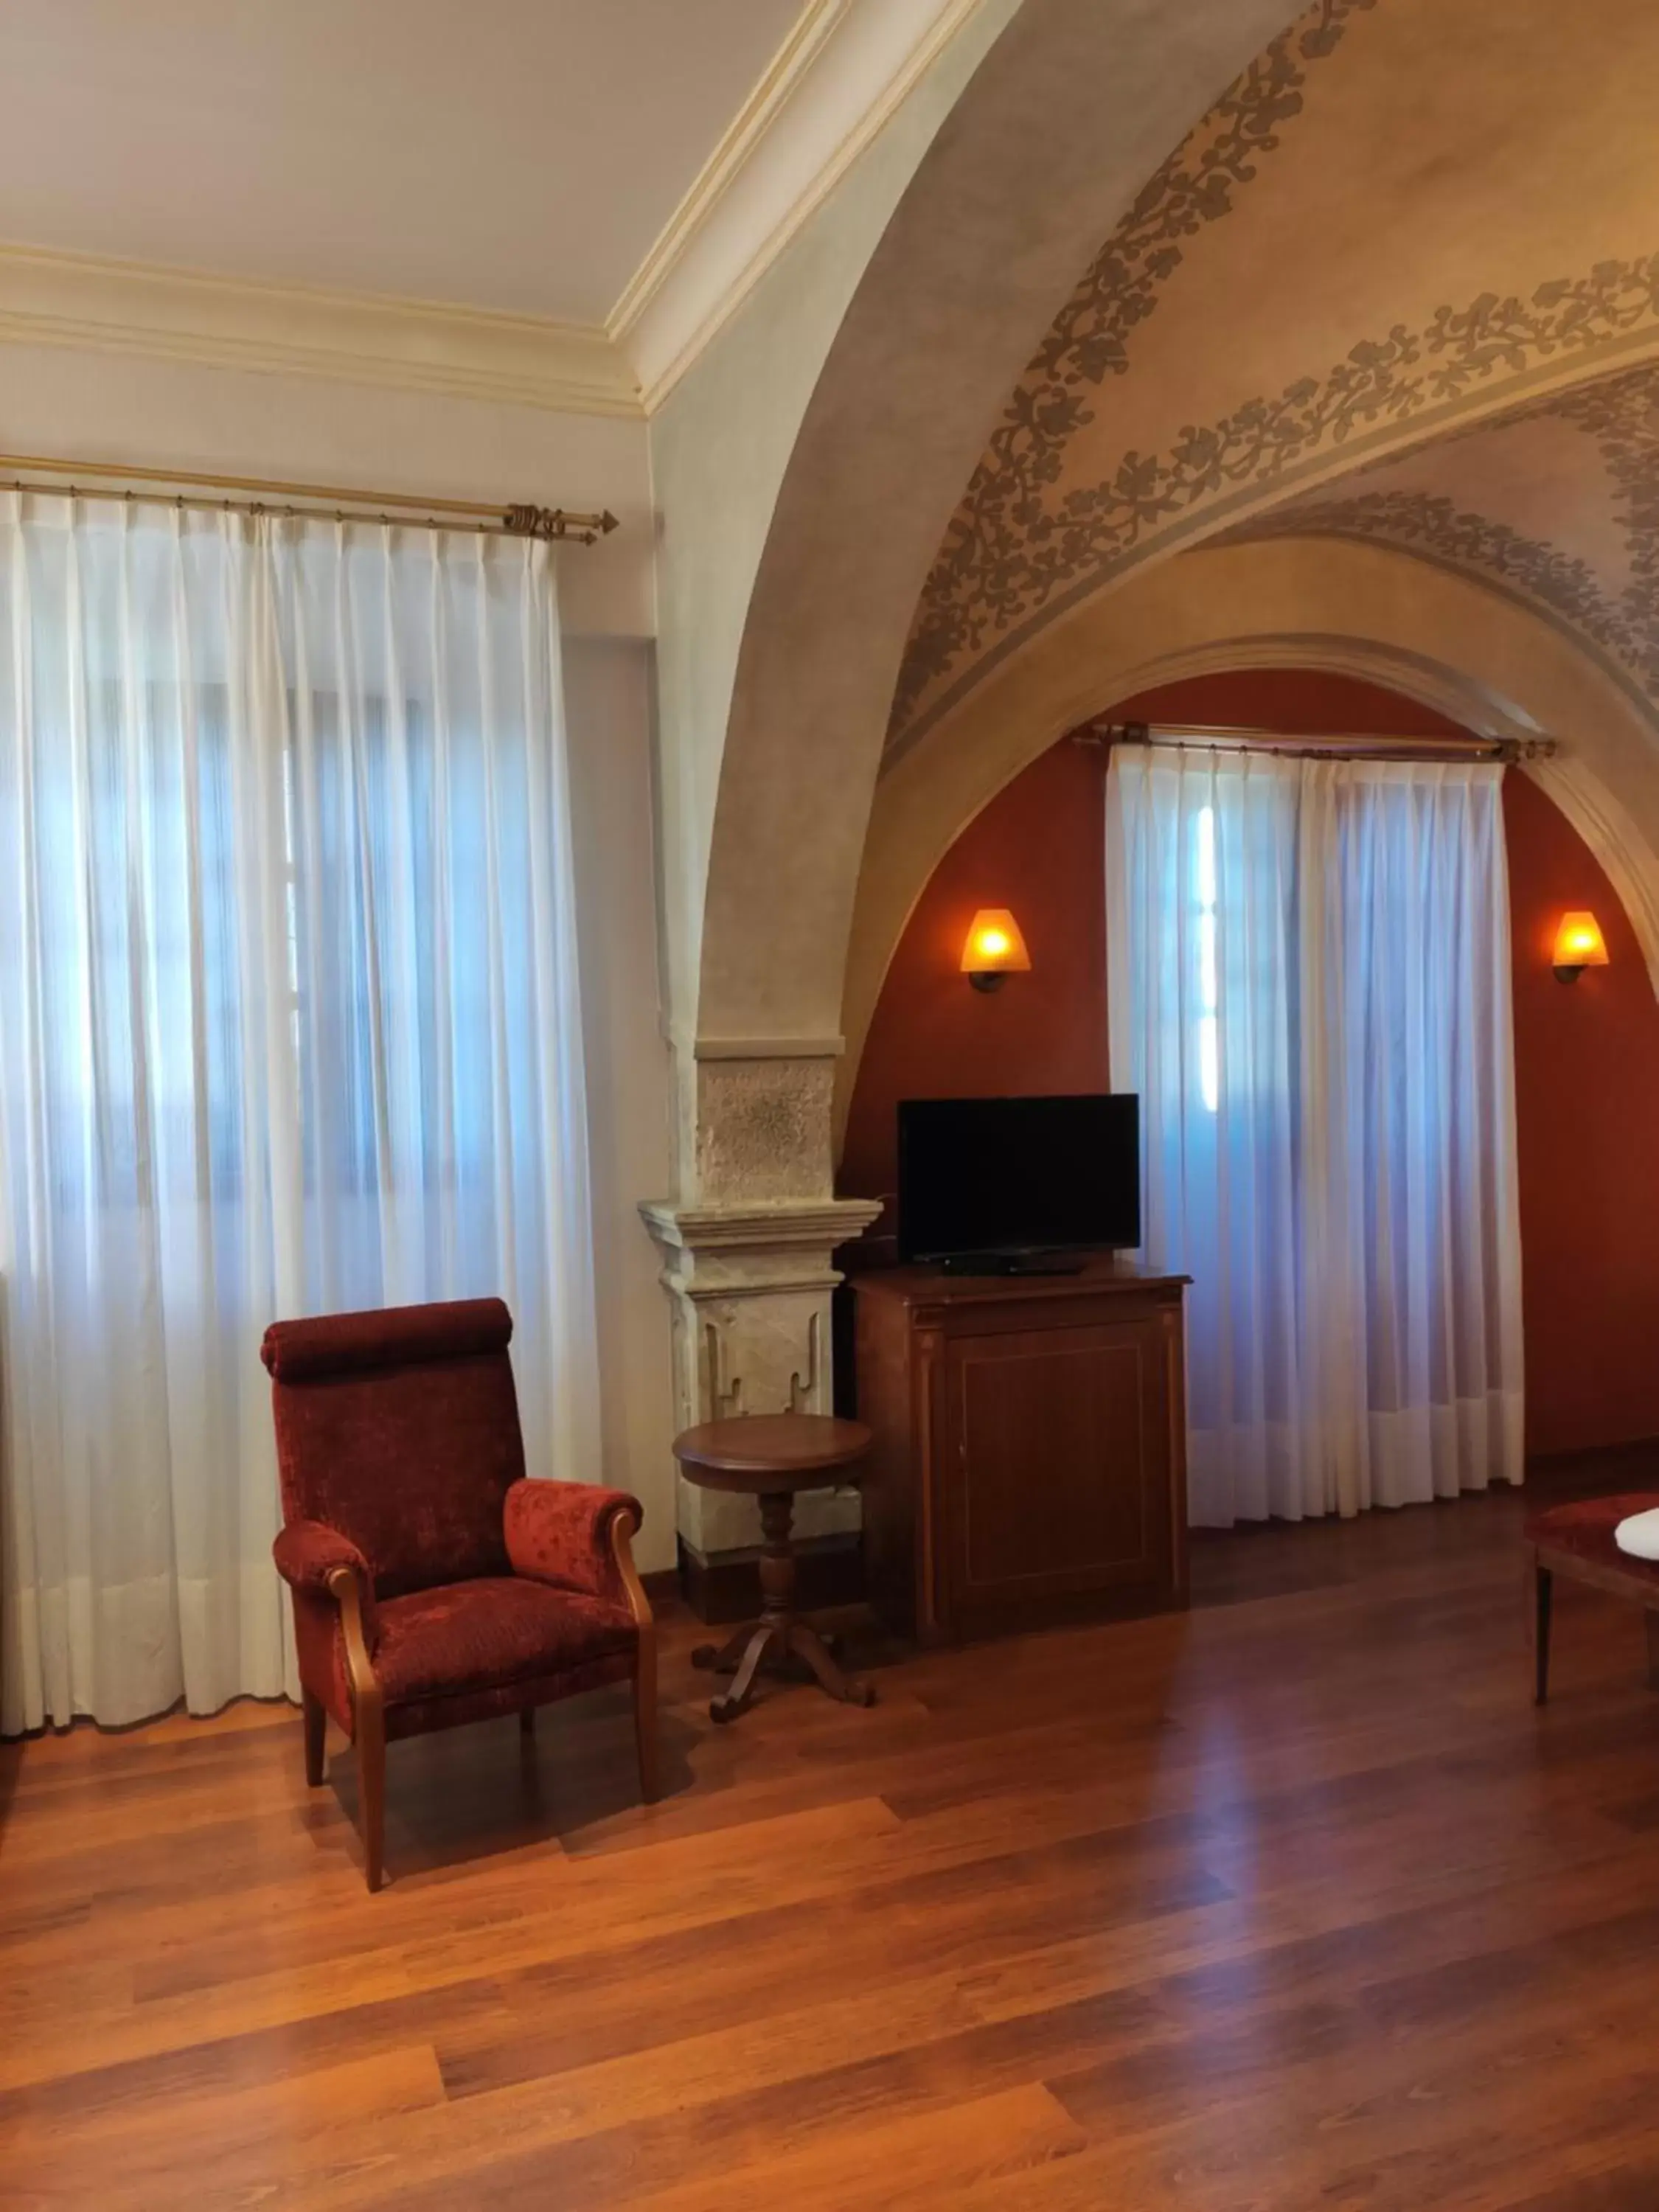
[
  {"left": 1552, "top": 910, "right": 1609, "bottom": 984},
  {"left": 961, "top": 908, "right": 1031, "bottom": 993}
]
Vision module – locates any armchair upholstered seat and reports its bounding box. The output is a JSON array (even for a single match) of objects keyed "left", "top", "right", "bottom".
[{"left": 265, "top": 1297, "right": 654, "bottom": 1889}]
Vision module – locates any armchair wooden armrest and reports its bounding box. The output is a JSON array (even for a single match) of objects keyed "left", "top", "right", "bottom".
[
  {"left": 273, "top": 1519, "right": 379, "bottom": 1642},
  {"left": 503, "top": 1481, "right": 655, "bottom": 1802},
  {"left": 504, "top": 1479, "right": 647, "bottom": 1612},
  {"left": 324, "top": 1560, "right": 387, "bottom": 1893},
  {"left": 271, "top": 1520, "right": 388, "bottom": 1890}
]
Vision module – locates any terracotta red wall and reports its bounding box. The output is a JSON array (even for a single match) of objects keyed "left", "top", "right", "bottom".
[
  {"left": 839, "top": 734, "right": 1112, "bottom": 1228},
  {"left": 1503, "top": 771, "right": 1659, "bottom": 1455},
  {"left": 840, "top": 671, "right": 1659, "bottom": 1458}
]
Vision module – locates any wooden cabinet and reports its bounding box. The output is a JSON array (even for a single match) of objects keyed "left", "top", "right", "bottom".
[{"left": 854, "top": 1259, "right": 1189, "bottom": 1643}]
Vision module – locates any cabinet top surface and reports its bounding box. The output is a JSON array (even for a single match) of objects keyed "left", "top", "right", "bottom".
[{"left": 852, "top": 1255, "right": 1189, "bottom": 1309}]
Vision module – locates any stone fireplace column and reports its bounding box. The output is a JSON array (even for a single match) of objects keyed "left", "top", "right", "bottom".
[{"left": 641, "top": 1042, "right": 880, "bottom": 1611}]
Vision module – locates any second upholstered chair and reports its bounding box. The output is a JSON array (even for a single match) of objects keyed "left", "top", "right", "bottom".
[
  {"left": 264, "top": 1296, "right": 654, "bottom": 1889},
  {"left": 1524, "top": 1492, "right": 1659, "bottom": 1705}
]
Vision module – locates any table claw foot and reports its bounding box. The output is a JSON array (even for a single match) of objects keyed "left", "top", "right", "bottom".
[
  {"left": 709, "top": 1624, "right": 775, "bottom": 1724},
  {"left": 790, "top": 1623, "right": 877, "bottom": 1709}
]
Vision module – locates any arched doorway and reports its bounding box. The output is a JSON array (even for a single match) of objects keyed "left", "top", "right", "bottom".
[{"left": 648, "top": 0, "right": 1659, "bottom": 1567}]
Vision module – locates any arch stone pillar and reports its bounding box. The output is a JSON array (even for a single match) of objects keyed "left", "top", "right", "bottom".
[{"left": 638, "top": 0, "right": 1315, "bottom": 1585}]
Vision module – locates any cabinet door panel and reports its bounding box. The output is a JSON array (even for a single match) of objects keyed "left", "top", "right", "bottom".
[{"left": 945, "top": 1321, "right": 1172, "bottom": 1615}]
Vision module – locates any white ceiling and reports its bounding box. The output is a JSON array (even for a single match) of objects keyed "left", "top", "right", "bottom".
[{"left": 0, "top": 0, "right": 807, "bottom": 324}]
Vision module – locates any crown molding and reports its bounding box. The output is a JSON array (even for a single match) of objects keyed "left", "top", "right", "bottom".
[
  {"left": 0, "top": 243, "right": 642, "bottom": 419},
  {"left": 611, "top": 0, "right": 987, "bottom": 411},
  {"left": 607, "top": 0, "right": 853, "bottom": 344},
  {"left": 0, "top": 1, "right": 984, "bottom": 422}
]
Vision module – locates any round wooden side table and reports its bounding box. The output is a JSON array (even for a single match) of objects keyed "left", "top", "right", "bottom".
[{"left": 671, "top": 1413, "right": 876, "bottom": 1724}]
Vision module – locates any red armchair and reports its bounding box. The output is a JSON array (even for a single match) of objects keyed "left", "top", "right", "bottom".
[{"left": 264, "top": 1296, "right": 655, "bottom": 1889}]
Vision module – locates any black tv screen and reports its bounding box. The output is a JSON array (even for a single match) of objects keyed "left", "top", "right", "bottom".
[{"left": 896, "top": 1094, "right": 1140, "bottom": 1263}]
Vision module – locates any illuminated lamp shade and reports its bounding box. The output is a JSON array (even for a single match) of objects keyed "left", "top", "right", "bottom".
[
  {"left": 961, "top": 908, "right": 1032, "bottom": 993},
  {"left": 1551, "top": 910, "right": 1610, "bottom": 984}
]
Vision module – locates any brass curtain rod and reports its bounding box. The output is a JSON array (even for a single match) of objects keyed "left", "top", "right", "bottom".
[
  {"left": 0, "top": 452, "right": 619, "bottom": 544},
  {"left": 1074, "top": 719, "right": 1557, "bottom": 765}
]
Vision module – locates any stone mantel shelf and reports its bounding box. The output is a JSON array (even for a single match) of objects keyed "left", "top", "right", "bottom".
[{"left": 639, "top": 1197, "right": 883, "bottom": 1253}]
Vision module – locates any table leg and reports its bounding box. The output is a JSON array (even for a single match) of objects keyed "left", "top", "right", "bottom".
[
  {"left": 756, "top": 1491, "right": 796, "bottom": 1635},
  {"left": 789, "top": 1620, "right": 876, "bottom": 1708},
  {"left": 695, "top": 1486, "right": 875, "bottom": 1721},
  {"left": 691, "top": 1624, "right": 754, "bottom": 1675},
  {"left": 709, "top": 1623, "right": 780, "bottom": 1724}
]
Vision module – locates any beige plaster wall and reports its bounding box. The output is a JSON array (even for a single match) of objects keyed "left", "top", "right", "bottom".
[
  {"left": 562, "top": 638, "right": 677, "bottom": 1569},
  {"left": 646, "top": 0, "right": 1020, "bottom": 1073},
  {"left": 0, "top": 338, "right": 654, "bottom": 639},
  {"left": 649, "top": 0, "right": 1298, "bottom": 1096}
]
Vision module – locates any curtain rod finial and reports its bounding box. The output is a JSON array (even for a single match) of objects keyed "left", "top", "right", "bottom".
[{"left": 502, "top": 502, "right": 622, "bottom": 545}]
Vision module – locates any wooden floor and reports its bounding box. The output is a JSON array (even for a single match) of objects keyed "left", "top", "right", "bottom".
[{"left": 7, "top": 1461, "right": 1659, "bottom": 2209}]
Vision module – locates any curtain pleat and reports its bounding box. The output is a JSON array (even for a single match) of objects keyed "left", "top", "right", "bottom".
[
  {"left": 1107, "top": 743, "right": 1524, "bottom": 1528},
  {"left": 0, "top": 493, "right": 598, "bottom": 1730}
]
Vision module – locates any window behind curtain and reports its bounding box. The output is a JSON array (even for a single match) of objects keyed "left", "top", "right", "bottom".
[
  {"left": 1107, "top": 741, "right": 1523, "bottom": 1528},
  {"left": 0, "top": 496, "right": 598, "bottom": 1731}
]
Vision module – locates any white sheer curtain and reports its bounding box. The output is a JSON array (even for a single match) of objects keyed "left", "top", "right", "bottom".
[
  {"left": 1107, "top": 743, "right": 1523, "bottom": 1528},
  {"left": 0, "top": 493, "right": 598, "bottom": 1731}
]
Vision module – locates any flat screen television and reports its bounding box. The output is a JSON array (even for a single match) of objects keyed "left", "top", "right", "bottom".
[{"left": 896, "top": 1094, "right": 1141, "bottom": 1265}]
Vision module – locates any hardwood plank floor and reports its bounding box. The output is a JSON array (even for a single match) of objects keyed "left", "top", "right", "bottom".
[{"left": 6, "top": 1459, "right": 1659, "bottom": 2208}]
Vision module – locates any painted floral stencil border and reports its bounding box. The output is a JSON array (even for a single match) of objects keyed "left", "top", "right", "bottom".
[
  {"left": 1223, "top": 358, "right": 1659, "bottom": 698},
  {"left": 888, "top": 0, "right": 1380, "bottom": 744},
  {"left": 890, "top": 251, "right": 1659, "bottom": 757}
]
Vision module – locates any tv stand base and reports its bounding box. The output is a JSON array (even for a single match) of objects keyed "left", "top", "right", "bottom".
[{"left": 936, "top": 1250, "right": 1088, "bottom": 1278}]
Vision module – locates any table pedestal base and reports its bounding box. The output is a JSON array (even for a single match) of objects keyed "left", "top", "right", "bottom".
[{"left": 689, "top": 1490, "right": 874, "bottom": 1723}]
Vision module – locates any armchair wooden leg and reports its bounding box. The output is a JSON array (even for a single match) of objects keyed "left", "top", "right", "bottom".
[
  {"left": 1645, "top": 1610, "right": 1659, "bottom": 1693},
  {"left": 302, "top": 1688, "right": 327, "bottom": 1787},
  {"left": 608, "top": 1503, "right": 657, "bottom": 1806},
  {"left": 358, "top": 1705, "right": 386, "bottom": 1893},
  {"left": 634, "top": 1632, "right": 658, "bottom": 1804},
  {"left": 520, "top": 1704, "right": 536, "bottom": 1738}
]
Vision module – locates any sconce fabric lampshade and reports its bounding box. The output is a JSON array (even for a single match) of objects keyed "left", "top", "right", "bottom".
[
  {"left": 1552, "top": 910, "right": 1609, "bottom": 980},
  {"left": 961, "top": 908, "right": 1031, "bottom": 992}
]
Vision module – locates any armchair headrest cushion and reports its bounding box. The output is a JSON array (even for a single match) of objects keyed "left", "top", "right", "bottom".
[{"left": 262, "top": 1297, "right": 513, "bottom": 1383}]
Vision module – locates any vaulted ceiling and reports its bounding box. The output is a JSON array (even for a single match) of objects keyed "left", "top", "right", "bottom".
[
  {"left": 1220, "top": 363, "right": 1659, "bottom": 714},
  {"left": 888, "top": 0, "right": 1659, "bottom": 759}
]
